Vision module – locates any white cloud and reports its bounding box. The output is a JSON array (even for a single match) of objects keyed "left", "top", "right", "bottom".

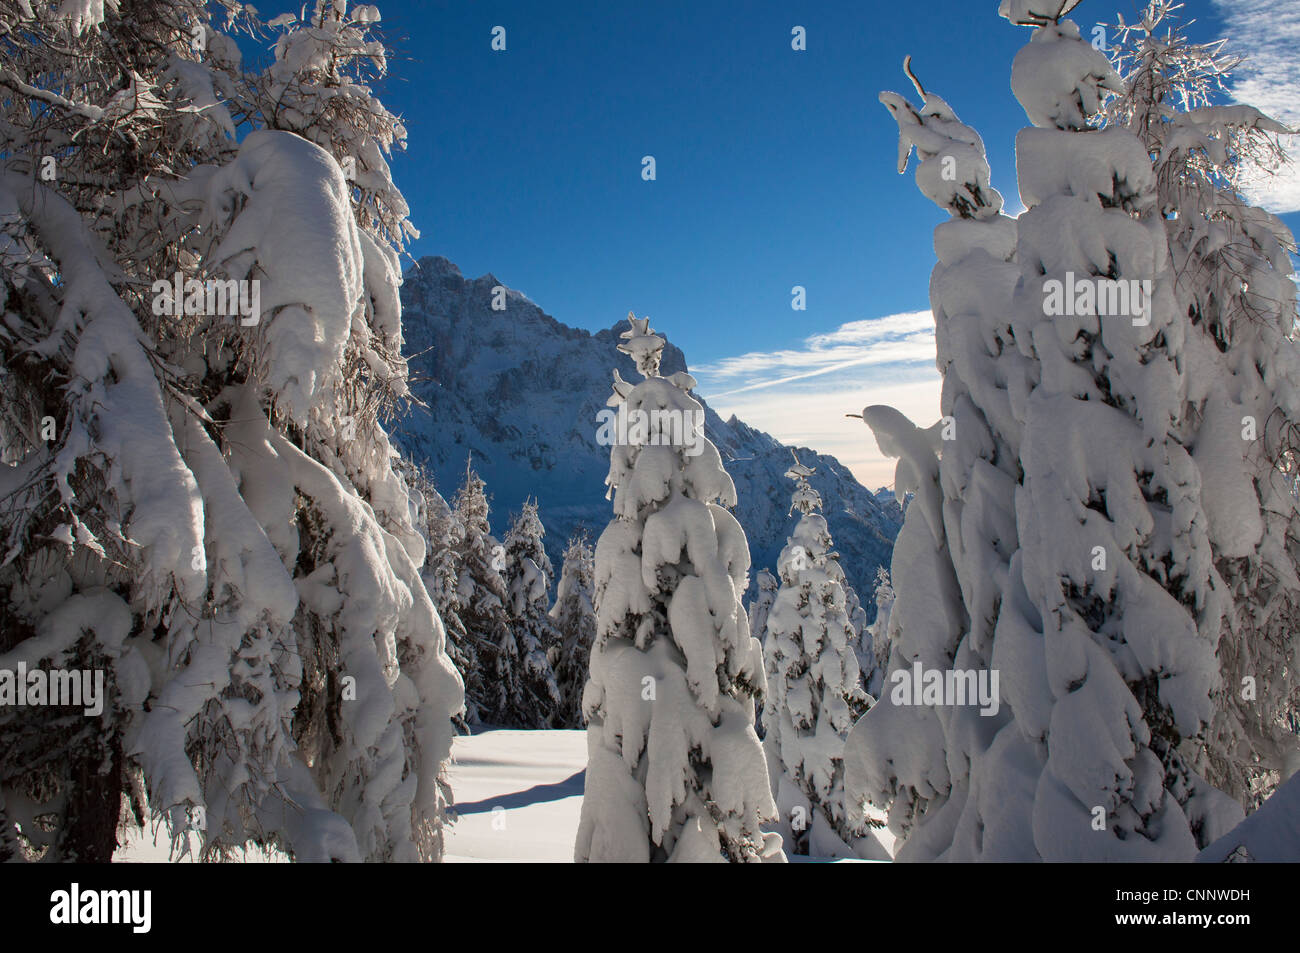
[
  {"left": 805, "top": 311, "right": 936, "bottom": 347},
  {"left": 695, "top": 310, "right": 941, "bottom": 488},
  {"left": 1213, "top": 0, "right": 1300, "bottom": 213},
  {"left": 695, "top": 309, "right": 935, "bottom": 398}
]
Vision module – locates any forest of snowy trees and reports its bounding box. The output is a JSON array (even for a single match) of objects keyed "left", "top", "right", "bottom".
[{"left": 0, "top": 0, "right": 1296, "bottom": 871}]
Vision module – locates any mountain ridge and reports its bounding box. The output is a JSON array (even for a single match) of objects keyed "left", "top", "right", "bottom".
[{"left": 394, "top": 255, "right": 902, "bottom": 609}]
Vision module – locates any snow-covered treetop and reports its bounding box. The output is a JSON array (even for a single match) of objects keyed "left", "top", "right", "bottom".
[
  {"left": 785, "top": 450, "right": 823, "bottom": 516},
  {"left": 454, "top": 456, "right": 491, "bottom": 525},
  {"left": 551, "top": 533, "right": 596, "bottom": 617},
  {"left": 604, "top": 314, "right": 736, "bottom": 517},
  {"left": 998, "top": 0, "right": 1085, "bottom": 26},
  {"left": 1001, "top": 13, "right": 1123, "bottom": 130},
  {"left": 505, "top": 498, "right": 554, "bottom": 617},
  {"left": 616, "top": 312, "right": 666, "bottom": 378},
  {"left": 784, "top": 450, "right": 816, "bottom": 480},
  {"left": 505, "top": 498, "right": 550, "bottom": 565}
]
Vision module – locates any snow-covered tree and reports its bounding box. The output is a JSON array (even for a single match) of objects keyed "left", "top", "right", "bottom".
[
  {"left": 448, "top": 460, "right": 512, "bottom": 725},
  {"left": 837, "top": 569, "right": 878, "bottom": 696},
  {"left": 846, "top": 0, "right": 1250, "bottom": 861},
  {"left": 411, "top": 469, "right": 472, "bottom": 732},
  {"left": 748, "top": 569, "right": 779, "bottom": 643},
  {"left": 550, "top": 533, "right": 598, "bottom": 729},
  {"left": 1101, "top": 0, "right": 1300, "bottom": 810},
  {"left": 575, "top": 314, "right": 783, "bottom": 863},
  {"left": 844, "top": 575, "right": 869, "bottom": 648},
  {"left": 748, "top": 567, "right": 779, "bottom": 741},
  {"left": 861, "top": 567, "right": 895, "bottom": 700},
  {"left": 501, "top": 500, "right": 563, "bottom": 728},
  {"left": 844, "top": 50, "right": 1023, "bottom": 859},
  {"left": 761, "top": 454, "right": 870, "bottom": 856},
  {"left": 0, "top": 0, "right": 462, "bottom": 861}
]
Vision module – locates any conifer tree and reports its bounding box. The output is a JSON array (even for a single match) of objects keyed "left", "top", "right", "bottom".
[
  {"left": 501, "top": 500, "right": 563, "bottom": 728},
  {"left": 846, "top": 0, "right": 1250, "bottom": 860},
  {"left": 0, "top": 0, "right": 462, "bottom": 861},
  {"left": 550, "top": 534, "right": 598, "bottom": 729},
  {"left": 762, "top": 454, "right": 869, "bottom": 856},
  {"left": 416, "top": 475, "right": 474, "bottom": 731},
  {"left": 843, "top": 577, "right": 872, "bottom": 688},
  {"left": 576, "top": 314, "right": 783, "bottom": 863},
  {"left": 864, "top": 567, "right": 895, "bottom": 698},
  {"left": 748, "top": 569, "right": 779, "bottom": 650},
  {"left": 449, "top": 460, "right": 512, "bottom": 725}
]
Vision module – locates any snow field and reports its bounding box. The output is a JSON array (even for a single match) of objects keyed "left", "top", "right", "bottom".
[{"left": 444, "top": 729, "right": 588, "bottom": 863}]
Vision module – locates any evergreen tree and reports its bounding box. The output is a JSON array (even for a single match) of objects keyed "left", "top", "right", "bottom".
[
  {"left": 449, "top": 460, "right": 512, "bottom": 725},
  {"left": 550, "top": 534, "right": 598, "bottom": 729},
  {"left": 843, "top": 576, "right": 871, "bottom": 685},
  {"left": 761, "top": 454, "right": 870, "bottom": 856},
  {"left": 749, "top": 566, "right": 780, "bottom": 742},
  {"left": 864, "top": 567, "right": 895, "bottom": 699},
  {"left": 0, "top": 0, "right": 462, "bottom": 861},
  {"left": 413, "top": 472, "right": 473, "bottom": 732},
  {"left": 575, "top": 314, "right": 783, "bottom": 863},
  {"left": 847, "top": 0, "right": 1250, "bottom": 860},
  {"left": 748, "top": 569, "right": 779, "bottom": 649},
  {"left": 501, "top": 500, "right": 563, "bottom": 728}
]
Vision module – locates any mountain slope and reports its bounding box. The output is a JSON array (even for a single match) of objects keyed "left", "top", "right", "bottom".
[{"left": 394, "top": 256, "right": 902, "bottom": 608}]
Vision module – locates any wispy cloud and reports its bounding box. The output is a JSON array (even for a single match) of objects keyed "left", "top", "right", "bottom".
[
  {"left": 1213, "top": 0, "right": 1300, "bottom": 213},
  {"left": 695, "top": 310, "right": 935, "bottom": 397},
  {"left": 694, "top": 310, "right": 941, "bottom": 488}
]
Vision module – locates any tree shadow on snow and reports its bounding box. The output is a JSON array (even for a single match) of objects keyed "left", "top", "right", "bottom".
[{"left": 450, "top": 770, "right": 586, "bottom": 816}]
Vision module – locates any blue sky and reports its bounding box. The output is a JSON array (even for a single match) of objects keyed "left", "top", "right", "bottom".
[{"left": 365, "top": 0, "right": 1300, "bottom": 487}]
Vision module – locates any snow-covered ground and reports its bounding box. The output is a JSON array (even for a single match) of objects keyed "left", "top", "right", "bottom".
[
  {"left": 115, "top": 728, "right": 890, "bottom": 862},
  {"left": 445, "top": 728, "right": 891, "bottom": 861},
  {"left": 445, "top": 729, "right": 588, "bottom": 863}
]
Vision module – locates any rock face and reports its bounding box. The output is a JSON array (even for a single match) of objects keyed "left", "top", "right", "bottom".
[{"left": 395, "top": 255, "right": 903, "bottom": 609}]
